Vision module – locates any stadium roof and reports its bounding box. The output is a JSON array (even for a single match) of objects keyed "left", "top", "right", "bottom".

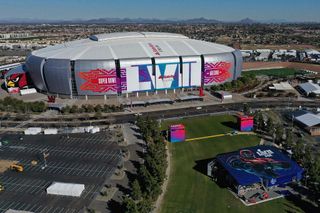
[
  {"left": 32, "top": 32, "right": 235, "bottom": 60},
  {"left": 216, "top": 146, "right": 303, "bottom": 186}
]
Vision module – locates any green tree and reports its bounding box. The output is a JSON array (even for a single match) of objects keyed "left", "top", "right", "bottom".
[
  {"left": 243, "top": 104, "right": 250, "bottom": 115},
  {"left": 131, "top": 179, "right": 142, "bottom": 201},
  {"left": 275, "top": 124, "right": 284, "bottom": 144},
  {"left": 70, "top": 105, "right": 79, "bottom": 113},
  {"left": 123, "top": 197, "right": 138, "bottom": 213},
  {"left": 61, "top": 105, "right": 71, "bottom": 114},
  {"left": 293, "top": 140, "right": 305, "bottom": 163},
  {"left": 308, "top": 156, "right": 320, "bottom": 195},
  {"left": 86, "top": 104, "right": 95, "bottom": 113},
  {"left": 94, "top": 104, "right": 102, "bottom": 112},
  {"left": 254, "top": 112, "right": 264, "bottom": 130},
  {"left": 285, "top": 129, "right": 294, "bottom": 149},
  {"left": 94, "top": 111, "right": 102, "bottom": 119},
  {"left": 265, "top": 117, "right": 274, "bottom": 135},
  {"left": 137, "top": 198, "right": 153, "bottom": 213}
]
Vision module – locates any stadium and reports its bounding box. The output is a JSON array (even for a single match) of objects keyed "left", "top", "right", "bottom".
[{"left": 5, "top": 32, "right": 243, "bottom": 98}]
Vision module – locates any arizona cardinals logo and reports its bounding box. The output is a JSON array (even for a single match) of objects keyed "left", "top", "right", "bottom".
[
  {"left": 204, "top": 62, "right": 232, "bottom": 84},
  {"left": 79, "top": 69, "right": 118, "bottom": 93},
  {"left": 6, "top": 73, "right": 28, "bottom": 89}
]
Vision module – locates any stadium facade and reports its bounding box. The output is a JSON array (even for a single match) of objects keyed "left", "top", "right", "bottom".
[{"left": 7, "top": 32, "right": 243, "bottom": 97}]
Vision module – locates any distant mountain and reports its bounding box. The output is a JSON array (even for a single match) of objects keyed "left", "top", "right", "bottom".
[
  {"left": 238, "top": 18, "right": 257, "bottom": 24},
  {"left": 181, "top": 17, "right": 221, "bottom": 24},
  {"left": 0, "top": 17, "right": 317, "bottom": 24},
  {"left": 259, "top": 19, "right": 289, "bottom": 24},
  {"left": 78, "top": 17, "right": 221, "bottom": 24},
  {"left": 0, "top": 18, "right": 64, "bottom": 24}
]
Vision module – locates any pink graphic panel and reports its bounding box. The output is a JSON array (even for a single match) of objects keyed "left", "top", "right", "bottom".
[
  {"left": 169, "top": 124, "right": 186, "bottom": 143},
  {"left": 204, "top": 62, "right": 232, "bottom": 85}
]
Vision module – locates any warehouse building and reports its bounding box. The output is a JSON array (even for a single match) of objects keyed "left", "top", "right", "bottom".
[
  {"left": 5, "top": 32, "right": 242, "bottom": 99},
  {"left": 297, "top": 81, "right": 320, "bottom": 97},
  {"left": 293, "top": 111, "right": 320, "bottom": 136}
]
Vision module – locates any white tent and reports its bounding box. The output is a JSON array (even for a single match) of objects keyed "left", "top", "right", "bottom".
[
  {"left": 46, "top": 182, "right": 85, "bottom": 197},
  {"left": 24, "top": 127, "right": 42, "bottom": 135},
  {"left": 44, "top": 128, "right": 58, "bottom": 135},
  {"left": 5, "top": 210, "right": 34, "bottom": 213}
]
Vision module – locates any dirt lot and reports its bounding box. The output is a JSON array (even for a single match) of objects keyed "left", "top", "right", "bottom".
[
  {"left": 0, "top": 160, "right": 17, "bottom": 173},
  {"left": 241, "top": 44, "right": 318, "bottom": 51},
  {"left": 243, "top": 62, "right": 320, "bottom": 72}
]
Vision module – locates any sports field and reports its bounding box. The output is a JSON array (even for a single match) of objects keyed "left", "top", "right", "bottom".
[
  {"left": 160, "top": 115, "right": 303, "bottom": 213},
  {"left": 243, "top": 68, "right": 303, "bottom": 77}
]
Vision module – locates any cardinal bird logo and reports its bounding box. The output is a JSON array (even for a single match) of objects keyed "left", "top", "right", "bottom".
[
  {"left": 204, "top": 62, "right": 232, "bottom": 84},
  {"left": 6, "top": 73, "right": 28, "bottom": 89},
  {"left": 79, "top": 69, "right": 118, "bottom": 93}
]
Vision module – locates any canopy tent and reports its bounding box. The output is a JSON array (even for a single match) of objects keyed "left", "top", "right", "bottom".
[{"left": 46, "top": 182, "right": 85, "bottom": 197}]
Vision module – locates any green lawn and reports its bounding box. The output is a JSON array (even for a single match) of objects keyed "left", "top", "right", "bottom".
[
  {"left": 160, "top": 115, "right": 303, "bottom": 213},
  {"left": 162, "top": 115, "right": 238, "bottom": 139},
  {"left": 243, "top": 68, "right": 304, "bottom": 78}
]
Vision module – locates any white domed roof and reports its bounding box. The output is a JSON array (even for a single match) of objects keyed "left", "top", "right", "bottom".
[{"left": 32, "top": 32, "right": 235, "bottom": 60}]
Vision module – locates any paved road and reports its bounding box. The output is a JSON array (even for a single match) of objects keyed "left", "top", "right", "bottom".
[
  {"left": 1, "top": 100, "right": 319, "bottom": 130},
  {"left": 111, "top": 100, "right": 320, "bottom": 124}
]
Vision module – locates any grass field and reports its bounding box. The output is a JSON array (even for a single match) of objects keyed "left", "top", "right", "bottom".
[
  {"left": 243, "top": 68, "right": 303, "bottom": 77},
  {"left": 160, "top": 115, "right": 303, "bottom": 213}
]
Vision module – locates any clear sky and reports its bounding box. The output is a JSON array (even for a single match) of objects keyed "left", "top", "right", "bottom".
[{"left": 0, "top": 0, "right": 319, "bottom": 22}]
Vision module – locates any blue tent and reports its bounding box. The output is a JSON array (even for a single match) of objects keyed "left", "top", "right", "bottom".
[{"left": 216, "top": 146, "right": 304, "bottom": 187}]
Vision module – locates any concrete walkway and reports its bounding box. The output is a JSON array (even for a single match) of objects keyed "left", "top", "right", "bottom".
[{"left": 186, "top": 132, "right": 256, "bottom": 142}]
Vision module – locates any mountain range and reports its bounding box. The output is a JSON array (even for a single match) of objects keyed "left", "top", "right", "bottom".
[{"left": 0, "top": 17, "right": 316, "bottom": 24}]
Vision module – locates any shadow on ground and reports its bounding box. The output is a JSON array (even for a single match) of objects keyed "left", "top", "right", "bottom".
[
  {"left": 193, "top": 158, "right": 229, "bottom": 189},
  {"left": 193, "top": 158, "right": 212, "bottom": 176},
  {"left": 221, "top": 121, "right": 238, "bottom": 130},
  {"left": 107, "top": 199, "right": 124, "bottom": 213},
  {"left": 284, "top": 194, "right": 319, "bottom": 213}
]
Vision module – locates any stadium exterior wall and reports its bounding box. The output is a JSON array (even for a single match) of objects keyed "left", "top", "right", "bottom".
[{"left": 25, "top": 51, "right": 242, "bottom": 97}]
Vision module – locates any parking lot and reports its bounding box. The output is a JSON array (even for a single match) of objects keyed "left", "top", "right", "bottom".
[{"left": 0, "top": 132, "right": 122, "bottom": 213}]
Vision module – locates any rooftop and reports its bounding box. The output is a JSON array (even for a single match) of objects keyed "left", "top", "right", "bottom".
[
  {"left": 31, "top": 32, "right": 235, "bottom": 60},
  {"left": 298, "top": 82, "right": 320, "bottom": 94},
  {"left": 270, "top": 82, "right": 294, "bottom": 91},
  {"left": 295, "top": 113, "right": 320, "bottom": 127}
]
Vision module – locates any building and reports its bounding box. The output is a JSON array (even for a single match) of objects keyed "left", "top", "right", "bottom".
[
  {"left": 293, "top": 111, "right": 320, "bottom": 136},
  {"left": 272, "top": 50, "right": 297, "bottom": 60},
  {"left": 255, "top": 49, "right": 272, "bottom": 61},
  {"left": 305, "top": 49, "right": 320, "bottom": 63},
  {"left": 5, "top": 32, "right": 243, "bottom": 99},
  {"left": 214, "top": 91, "right": 232, "bottom": 101},
  {"left": 0, "top": 33, "right": 30, "bottom": 40},
  {"left": 297, "top": 81, "right": 320, "bottom": 96},
  {"left": 269, "top": 82, "right": 295, "bottom": 91}
]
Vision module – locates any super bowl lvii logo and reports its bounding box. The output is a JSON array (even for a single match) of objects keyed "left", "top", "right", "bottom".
[
  {"left": 79, "top": 69, "right": 120, "bottom": 93},
  {"left": 204, "top": 61, "right": 232, "bottom": 84}
]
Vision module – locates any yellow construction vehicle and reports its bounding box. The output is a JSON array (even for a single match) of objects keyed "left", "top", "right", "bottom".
[
  {"left": 10, "top": 164, "right": 24, "bottom": 172},
  {"left": 31, "top": 160, "right": 38, "bottom": 166},
  {"left": 0, "top": 183, "right": 4, "bottom": 192}
]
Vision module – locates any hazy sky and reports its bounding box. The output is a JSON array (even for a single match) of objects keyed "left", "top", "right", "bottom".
[{"left": 0, "top": 0, "right": 319, "bottom": 22}]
